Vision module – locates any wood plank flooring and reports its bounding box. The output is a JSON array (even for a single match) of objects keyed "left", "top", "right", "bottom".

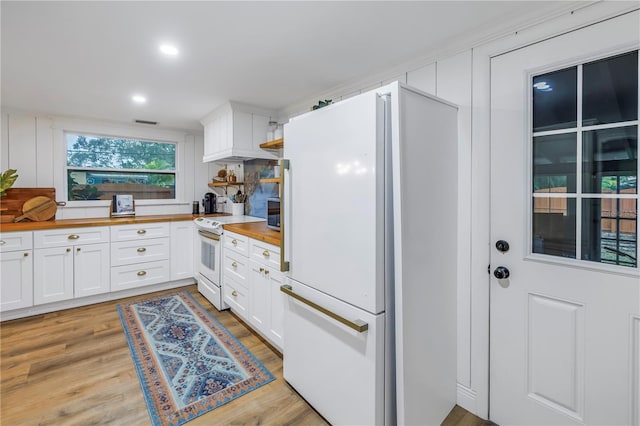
[{"left": 1, "top": 285, "right": 489, "bottom": 425}]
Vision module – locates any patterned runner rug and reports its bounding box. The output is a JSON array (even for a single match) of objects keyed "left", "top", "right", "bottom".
[{"left": 117, "top": 291, "right": 274, "bottom": 426}]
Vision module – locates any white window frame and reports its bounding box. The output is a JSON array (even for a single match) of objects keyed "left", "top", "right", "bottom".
[
  {"left": 54, "top": 119, "right": 186, "bottom": 208},
  {"left": 524, "top": 47, "right": 640, "bottom": 276}
]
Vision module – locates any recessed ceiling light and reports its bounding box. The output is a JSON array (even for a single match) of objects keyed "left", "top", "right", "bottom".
[
  {"left": 159, "top": 44, "right": 179, "bottom": 56},
  {"left": 132, "top": 95, "right": 147, "bottom": 104}
]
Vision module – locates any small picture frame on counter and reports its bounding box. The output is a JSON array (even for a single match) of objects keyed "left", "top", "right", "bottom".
[{"left": 110, "top": 194, "right": 135, "bottom": 217}]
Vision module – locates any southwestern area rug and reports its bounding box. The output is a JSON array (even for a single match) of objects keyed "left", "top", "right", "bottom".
[{"left": 117, "top": 291, "right": 275, "bottom": 426}]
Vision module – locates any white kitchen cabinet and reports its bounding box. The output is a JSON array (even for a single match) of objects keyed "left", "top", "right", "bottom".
[
  {"left": 110, "top": 223, "right": 170, "bottom": 291},
  {"left": 248, "top": 259, "right": 285, "bottom": 349},
  {"left": 249, "top": 260, "right": 270, "bottom": 335},
  {"left": 73, "top": 243, "right": 110, "bottom": 298},
  {"left": 201, "top": 101, "right": 279, "bottom": 162},
  {"left": 170, "top": 221, "right": 194, "bottom": 281},
  {"left": 34, "top": 228, "right": 111, "bottom": 305},
  {"left": 222, "top": 229, "right": 284, "bottom": 351},
  {"left": 0, "top": 232, "right": 33, "bottom": 312},
  {"left": 268, "top": 267, "right": 285, "bottom": 348}
]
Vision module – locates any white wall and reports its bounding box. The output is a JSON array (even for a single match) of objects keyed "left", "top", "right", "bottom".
[{"left": 0, "top": 111, "right": 210, "bottom": 218}]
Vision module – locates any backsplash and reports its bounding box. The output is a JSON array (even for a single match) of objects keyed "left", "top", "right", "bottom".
[{"left": 241, "top": 159, "right": 279, "bottom": 218}]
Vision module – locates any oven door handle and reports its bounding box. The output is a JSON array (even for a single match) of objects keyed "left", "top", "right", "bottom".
[{"left": 198, "top": 230, "right": 220, "bottom": 241}]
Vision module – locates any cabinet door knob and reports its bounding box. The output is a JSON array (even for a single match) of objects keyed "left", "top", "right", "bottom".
[
  {"left": 137, "top": 271, "right": 147, "bottom": 276},
  {"left": 262, "top": 250, "right": 270, "bottom": 257},
  {"left": 232, "top": 239, "right": 238, "bottom": 245},
  {"left": 232, "top": 290, "right": 238, "bottom": 297},
  {"left": 137, "top": 247, "right": 146, "bottom": 253},
  {"left": 76, "top": 247, "right": 81, "bottom": 252},
  {"left": 66, "top": 248, "right": 71, "bottom": 252},
  {"left": 137, "top": 229, "right": 146, "bottom": 235},
  {"left": 231, "top": 261, "right": 238, "bottom": 268},
  {"left": 265, "top": 269, "right": 269, "bottom": 275},
  {"left": 23, "top": 252, "right": 29, "bottom": 257},
  {"left": 259, "top": 267, "right": 264, "bottom": 273},
  {"left": 68, "top": 234, "right": 80, "bottom": 240}
]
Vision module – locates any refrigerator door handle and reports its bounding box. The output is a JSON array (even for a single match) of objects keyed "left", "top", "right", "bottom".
[
  {"left": 280, "top": 159, "right": 290, "bottom": 272},
  {"left": 280, "top": 284, "right": 369, "bottom": 333}
]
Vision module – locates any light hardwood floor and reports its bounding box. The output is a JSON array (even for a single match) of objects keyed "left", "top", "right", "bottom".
[{"left": 1, "top": 285, "right": 490, "bottom": 425}]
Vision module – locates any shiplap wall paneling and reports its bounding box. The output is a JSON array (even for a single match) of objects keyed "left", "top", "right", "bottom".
[
  {"left": 436, "top": 50, "right": 473, "bottom": 390},
  {"left": 7, "top": 114, "right": 37, "bottom": 187},
  {"left": 35, "top": 117, "right": 54, "bottom": 187},
  {"left": 1, "top": 113, "right": 9, "bottom": 171},
  {"left": 407, "top": 63, "right": 437, "bottom": 95}
]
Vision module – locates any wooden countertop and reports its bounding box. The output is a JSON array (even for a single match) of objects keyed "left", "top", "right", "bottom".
[
  {"left": 223, "top": 222, "right": 281, "bottom": 246},
  {"left": 0, "top": 213, "right": 231, "bottom": 232}
]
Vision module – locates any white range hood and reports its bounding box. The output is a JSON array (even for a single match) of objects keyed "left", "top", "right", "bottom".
[{"left": 201, "top": 101, "right": 280, "bottom": 163}]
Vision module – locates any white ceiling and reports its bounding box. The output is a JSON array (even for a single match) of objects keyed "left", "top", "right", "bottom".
[{"left": 1, "top": 1, "right": 580, "bottom": 131}]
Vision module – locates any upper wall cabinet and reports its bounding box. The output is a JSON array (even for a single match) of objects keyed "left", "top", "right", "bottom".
[{"left": 201, "top": 101, "right": 279, "bottom": 163}]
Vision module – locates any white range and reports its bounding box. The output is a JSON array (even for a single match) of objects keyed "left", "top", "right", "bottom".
[{"left": 193, "top": 215, "right": 265, "bottom": 310}]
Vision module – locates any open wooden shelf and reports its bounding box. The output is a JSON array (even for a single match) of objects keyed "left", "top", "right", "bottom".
[
  {"left": 208, "top": 181, "right": 244, "bottom": 188},
  {"left": 259, "top": 138, "right": 284, "bottom": 149},
  {"left": 259, "top": 178, "right": 282, "bottom": 184}
]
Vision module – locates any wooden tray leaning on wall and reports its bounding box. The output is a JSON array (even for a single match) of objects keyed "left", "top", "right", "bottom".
[{"left": 0, "top": 187, "right": 57, "bottom": 223}]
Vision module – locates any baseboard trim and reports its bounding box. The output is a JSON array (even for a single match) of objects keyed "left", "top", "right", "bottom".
[
  {"left": 457, "top": 383, "right": 480, "bottom": 417},
  {"left": 0, "top": 278, "right": 195, "bottom": 321}
]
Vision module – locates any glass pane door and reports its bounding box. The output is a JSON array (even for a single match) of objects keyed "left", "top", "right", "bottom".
[{"left": 531, "top": 50, "right": 639, "bottom": 268}]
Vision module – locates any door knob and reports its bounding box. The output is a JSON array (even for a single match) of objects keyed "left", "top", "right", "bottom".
[
  {"left": 496, "top": 240, "right": 510, "bottom": 253},
  {"left": 494, "top": 266, "right": 510, "bottom": 279}
]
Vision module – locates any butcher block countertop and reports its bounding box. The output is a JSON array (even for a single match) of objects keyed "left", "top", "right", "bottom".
[
  {"left": 223, "top": 222, "right": 281, "bottom": 246},
  {"left": 0, "top": 213, "right": 230, "bottom": 232}
]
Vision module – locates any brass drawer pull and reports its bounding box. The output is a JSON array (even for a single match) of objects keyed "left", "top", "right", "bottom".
[
  {"left": 66, "top": 248, "right": 71, "bottom": 252},
  {"left": 137, "top": 247, "right": 146, "bottom": 253},
  {"left": 76, "top": 248, "right": 81, "bottom": 252},
  {"left": 260, "top": 267, "right": 264, "bottom": 273},
  {"left": 23, "top": 252, "right": 29, "bottom": 257},
  {"left": 232, "top": 239, "right": 238, "bottom": 245},
  {"left": 231, "top": 261, "right": 237, "bottom": 268},
  {"left": 137, "top": 229, "right": 146, "bottom": 235},
  {"left": 262, "top": 250, "right": 270, "bottom": 257},
  {"left": 137, "top": 271, "right": 146, "bottom": 276},
  {"left": 231, "top": 290, "right": 238, "bottom": 297},
  {"left": 68, "top": 234, "right": 80, "bottom": 240},
  {"left": 265, "top": 269, "right": 269, "bottom": 275}
]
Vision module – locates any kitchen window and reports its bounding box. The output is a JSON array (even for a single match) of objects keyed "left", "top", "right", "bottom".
[{"left": 66, "top": 133, "right": 176, "bottom": 202}]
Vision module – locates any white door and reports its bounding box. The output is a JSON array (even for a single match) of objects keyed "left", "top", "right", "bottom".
[{"left": 490, "top": 11, "right": 639, "bottom": 426}]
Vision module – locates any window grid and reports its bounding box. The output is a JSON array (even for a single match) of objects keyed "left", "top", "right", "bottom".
[{"left": 530, "top": 50, "right": 639, "bottom": 268}]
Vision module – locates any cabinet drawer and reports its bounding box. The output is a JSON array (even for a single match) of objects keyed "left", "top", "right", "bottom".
[
  {"left": 110, "top": 260, "right": 170, "bottom": 291},
  {"left": 0, "top": 231, "right": 33, "bottom": 252},
  {"left": 223, "top": 231, "right": 248, "bottom": 256},
  {"left": 34, "top": 227, "right": 109, "bottom": 249},
  {"left": 110, "top": 222, "right": 170, "bottom": 242},
  {"left": 111, "top": 237, "right": 170, "bottom": 266},
  {"left": 223, "top": 278, "right": 248, "bottom": 320},
  {"left": 250, "top": 240, "right": 281, "bottom": 269},
  {"left": 223, "top": 251, "right": 248, "bottom": 288}
]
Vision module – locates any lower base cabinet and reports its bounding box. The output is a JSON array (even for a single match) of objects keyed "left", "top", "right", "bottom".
[
  {"left": 222, "top": 231, "right": 284, "bottom": 351},
  {"left": 0, "top": 249, "right": 33, "bottom": 311},
  {"left": 249, "top": 260, "right": 285, "bottom": 349},
  {"left": 34, "top": 243, "right": 110, "bottom": 305},
  {"left": 111, "top": 260, "right": 171, "bottom": 291}
]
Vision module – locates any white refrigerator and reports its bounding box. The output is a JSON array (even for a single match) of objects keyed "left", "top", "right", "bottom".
[{"left": 281, "top": 82, "right": 458, "bottom": 425}]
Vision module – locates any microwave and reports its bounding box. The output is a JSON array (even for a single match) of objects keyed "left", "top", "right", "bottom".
[{"left": 267, "top": 197, "right": 281, "bottom": 231}]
